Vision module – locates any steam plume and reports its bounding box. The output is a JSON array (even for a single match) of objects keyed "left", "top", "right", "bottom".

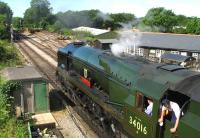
[{"left": 111, "top": 30, "right": 142, "bottom": 57}]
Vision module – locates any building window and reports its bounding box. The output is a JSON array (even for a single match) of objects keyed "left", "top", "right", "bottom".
[
  {"left": 161, "top": 50, "right": 165, "bottom": 54},
  {"left": 150, "top": 50, "right": 156, "bottom": 54},
  {"left": 171, "top": 51, "right": 179, "bottom": 55},
  {"left": 192, "top": 53, "right": 198, "bottom": 56},
  {"left": 180, "top": 52, "right": 187, "bottom": 56}
]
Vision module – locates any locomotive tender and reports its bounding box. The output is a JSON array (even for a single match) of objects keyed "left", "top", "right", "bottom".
[{"left": 56, "top": 42, "right": 200, "bottom": 138}]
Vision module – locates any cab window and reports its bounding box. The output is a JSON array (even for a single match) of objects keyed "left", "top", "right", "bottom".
[
  {"left": 136, "top": 92, "right": 143, "bottom": 110},
  {"left": 136, "top": 92, "right": 154, "bottom": 117}
]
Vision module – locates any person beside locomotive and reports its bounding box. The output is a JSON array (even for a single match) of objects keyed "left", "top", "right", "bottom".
[
  {"left": 158, "top": 99, "right": 181, "bottom": 133},
  {"left": 145, "top": 98, "right": 153, "bottom": 116}
]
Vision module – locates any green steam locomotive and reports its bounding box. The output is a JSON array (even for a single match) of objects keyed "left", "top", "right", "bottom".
[{"left": 56, "top": 42, "right": 200, "bottom": 138}]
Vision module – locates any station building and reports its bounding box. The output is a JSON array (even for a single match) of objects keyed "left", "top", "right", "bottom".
[
  {"left": 96, "top": 32, "right": 200, "bottom": 63},
  {"left": 139, "top": 32, "right": 200, "bottom": 62}
]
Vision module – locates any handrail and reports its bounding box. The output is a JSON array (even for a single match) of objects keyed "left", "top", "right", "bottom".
[{"left": 28, "top": 122, "right": 32, "bottom": 138}]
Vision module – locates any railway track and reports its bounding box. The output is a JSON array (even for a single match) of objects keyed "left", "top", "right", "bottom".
[
  {"left": 17, "top": 41, "right": 57, "bottom": 82},
  {"left": 32, "top": 33, "right": 62, "bottom": 49},
  {"left": 18, "top": 32, "right": 114, "bottom": 138},
  {"left": 16, "top": 35, "right": 97, "bottom": 138},
  {"left": 34, "top": 31, "right": 67, "bottom": 47},
  {"left": 20, "top": 34, "right": 57, "bottom": 59}
]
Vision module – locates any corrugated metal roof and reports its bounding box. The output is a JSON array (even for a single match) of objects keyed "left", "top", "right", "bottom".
[
  {"left": 159, "top": 64, "right": 186, "bottom": 71},
  {"left": 161, "top": 53, "right": 195, "bottom": 62},
  {"left": 2, "top": 66, "right": 43, "bottom": 81},
  {"left": 72, "top": 26, "right": 110, "bottom": 36},
  {"left": 139, "top": 32, "right": 200, "bottom": 52},
  {"left": 98, "top": 39, "right": 118, "bottom": 44}
]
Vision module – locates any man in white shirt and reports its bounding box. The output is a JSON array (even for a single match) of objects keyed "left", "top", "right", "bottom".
[
  {"left": 158, "top": 99, "right": 181, "bottom": 133},
  {"left": 145, "top": 99, "right": 153, "bottom": 116}
]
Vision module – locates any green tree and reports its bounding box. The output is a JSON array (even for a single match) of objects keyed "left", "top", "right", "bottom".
[
  {"left": 172, "top": 15, "right": 188, "bottom": 34},
  {"left": 0, "top": 14, "right": 8, "bottom": 38},
  {"left": 12, "top": 17, "right": 23, "bottom": 29},
  {"left": 0, "top": 2, "right": 12, "bottom": 25},
  {"left": 53, "top": 10, "right": 135, "bottom": 31},
  {"left": 87, "top": 10, "right": 104, "bottom": 28},
  {"left": 55, "top": 10, "right": 94, "bottom": 28},
  {"left": 23, "top": 8, "right": 34, "bottom": 27},
  {"left": 24, "top": 0, "right": 54, "bottom": 29},
  {"left": 176, "top": 15, "right": 189, "bottom": 26},
  {"left": 101, "top": 13, "right": 136, "bottom": 30},
  {"left": 143, "top": 7, "right": 177, "bottom": 32},
  {"left": 0, "top": 1, "right": 12, "bottom": 39},
  {"left": 93, "top": 16, "right": 104, "bottom": 28},
  {"left": 103, "top": 19, "right": 121, "bottom": 30},
  {"left": 186, "top": 17, "right": 200, "bottom": 34},
  {"left": 110, "top": 13, "right": 135, "bottom": 23}
]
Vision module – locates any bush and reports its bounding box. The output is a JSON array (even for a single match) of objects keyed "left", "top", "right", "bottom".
[
  {"left": 0, "top": 83, "right": 9, "bottom": 125},
  {"left": 0, "top": 40, "right": 23, "bottom": 69},
  {"left": 47, "top": 24, "right": 57, "bottom": 32},
  {"left": 62, "top": 28, "right": 73, "bottom": 36},
  {"left": 0, "top": 80, "right": 27, "bottom": 138},
  {"left": 172, "top": 27, "right": 187, "bottom": 34},
  {"left": 0, "top": 81, "right": 21, "bottom": 119},
  {"left": 186, "top": 17, "right": 200, "bottom": 34},
  {"left": 0, "top": 118, "right": 27, "bottom": 138},
  {"left": 72, "top": 30, "right": 94, "bottom": 40},
  {"left": 47, "top": 22, "right": 95, "bottom": 39}
]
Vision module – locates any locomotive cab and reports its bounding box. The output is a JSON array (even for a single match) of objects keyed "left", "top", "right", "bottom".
[{"left": 158, "top": 90, "right": 191, "bottom": 138}]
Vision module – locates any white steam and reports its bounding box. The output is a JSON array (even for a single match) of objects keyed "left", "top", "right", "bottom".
[{"left": 111, "top": 30, "right": 142, "bottom": 57}]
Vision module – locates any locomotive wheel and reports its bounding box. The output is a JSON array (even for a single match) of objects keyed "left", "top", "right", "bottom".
[{"left": 107, "top": 119, "right": 128, "bottom": 138}]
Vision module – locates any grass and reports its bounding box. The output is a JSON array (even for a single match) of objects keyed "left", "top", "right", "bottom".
[
  {"left": 95, "top": 31, "right": 119, "bottom": 39},
  {"left": 0, "top": 118, "right": 28, "bottom": 138},
  {"left": 0, "top": 40, "right": 24, "bottom": 70},
  {"left": 46, "top": 25, "right": 119, "bottom": 41},
  {"left": 72, "top": 30, "right": 94, "bottom": 40}
]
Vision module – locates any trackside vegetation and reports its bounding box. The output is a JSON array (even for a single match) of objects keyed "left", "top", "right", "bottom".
[
  {"left": 0, "top": 79, "right": 28, "bottom": 138},
  {"left": 0, "top": 1, "right": 27, "bottom": 136},
  {"left": 0, "top": 40, "right": 27, "bottom": 137}
]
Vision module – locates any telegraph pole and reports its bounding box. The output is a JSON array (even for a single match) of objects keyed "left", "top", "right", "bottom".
[{"left": 10, "top": 24, "right": 13, "bottom": 43}]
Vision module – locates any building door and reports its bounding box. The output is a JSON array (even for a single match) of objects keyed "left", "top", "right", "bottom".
[
  {"left": 34, "top": 81, "right": 48, "bottom": 113},
  {"left": 23, "top": 82, "right": 33, "bottom": 113}
]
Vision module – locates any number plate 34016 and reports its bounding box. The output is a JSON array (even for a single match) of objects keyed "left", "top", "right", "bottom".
[{"left": 129, "top": 116, "right": 148, "bottom": 135}]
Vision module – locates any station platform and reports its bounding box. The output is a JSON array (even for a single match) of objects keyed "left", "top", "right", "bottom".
[{"left": 32, "top": 113, "right": 58, "bottom": 127}]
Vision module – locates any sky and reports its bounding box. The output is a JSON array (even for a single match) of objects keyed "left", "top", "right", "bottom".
[{"left": 1, "top": 0, "right": 200, "bottom": 18}]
